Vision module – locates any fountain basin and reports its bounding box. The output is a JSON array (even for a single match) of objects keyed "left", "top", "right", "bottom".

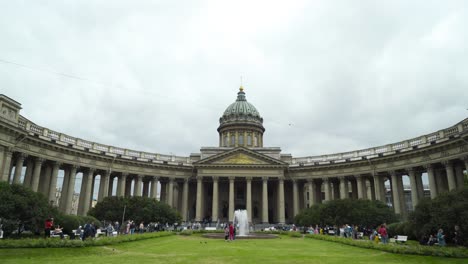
[{"left": 202, "top": 233, "right": 278, "bottom": 239}]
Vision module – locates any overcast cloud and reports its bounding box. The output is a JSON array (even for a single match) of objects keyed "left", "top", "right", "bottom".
[{"left": 1, "top": 0, "right": 467, "bottom": 159}]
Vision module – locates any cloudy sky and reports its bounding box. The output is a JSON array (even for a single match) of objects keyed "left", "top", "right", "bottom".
[{"left": 1, "top": 0, "right": 467, "bottom": 161}]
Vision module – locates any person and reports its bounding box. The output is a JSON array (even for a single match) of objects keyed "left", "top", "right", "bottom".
[
  {"left": 453, "top": 225, "right": 463, "bottom": 246},
  {"left": 54, "top": 225, "right": 64, "bottom": 239},
  {"left": 106, "top": 223, "right": 114, "bottom": 237},
  {"left": 44, "top": 217, "right": 54, "bottom": 238},
  {"left": 437, "top": 229, "right": 446, "bottom": 246},
  {"left": 139, "top": 222, "right": 144, "bottom": 234},
  {"left": 427, "top": 234, "right": 437, "bottom": 246},
  {"left": 229, "top": 223, "right": 234, "bottom": 241},
  {"left": 224, "top": 224, "right": 229, "bottom": 241},
  {"left": 378, "top": 224, "right": 388, "bottom": 244},
  {"left": 76, "top": 226, "right": 83, "bottom": 240}
]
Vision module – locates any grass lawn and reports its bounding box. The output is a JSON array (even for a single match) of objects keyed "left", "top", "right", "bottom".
[{"left": 0, "top": 235, "right": 466, "bottom": 264}]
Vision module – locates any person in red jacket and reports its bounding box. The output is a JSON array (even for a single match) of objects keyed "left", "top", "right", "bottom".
[
  {"left": 44, "top": 217, "right": 54, "bottom": 238},
  {"left": 378, "top": 223, "right": 388, "bottom": 244},
  {"left": 229, "top": 223, "right": 234, "bottom": 241}
]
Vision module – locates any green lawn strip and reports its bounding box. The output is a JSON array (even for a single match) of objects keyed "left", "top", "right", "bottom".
[
  {"left": 306, "top": 234, "right": 468, "bottom": 258},
  {"left": 1, "top": 234, "right": 466, "bottom": 264},
  {"left": 0, "top": 231, "right": 175, "bottom": 248}
]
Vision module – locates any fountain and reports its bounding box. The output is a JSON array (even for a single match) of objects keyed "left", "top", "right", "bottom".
[
  {"left": 202, "top": 209, "right": 277, "bottom": 239},
  {"left": 233, "top": 209, "right": 249, "bottom": 236}
]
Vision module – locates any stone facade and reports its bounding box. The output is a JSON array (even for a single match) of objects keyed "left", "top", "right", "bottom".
[{"left": 0, "top": 92, "right": 467, "bottom": 224}]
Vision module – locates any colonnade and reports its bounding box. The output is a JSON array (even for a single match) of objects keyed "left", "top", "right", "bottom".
[{"left": 1, "top": 146, "right": 467, "bottom": 222}]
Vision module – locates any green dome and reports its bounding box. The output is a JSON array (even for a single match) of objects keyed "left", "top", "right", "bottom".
[{"left": 223, "top": 88, "right": 261, "bottom": 118}]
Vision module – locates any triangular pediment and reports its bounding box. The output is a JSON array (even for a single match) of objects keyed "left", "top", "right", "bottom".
[
  {"left": 194, "top": 147, "right": 287, "bottom": 167},
  {"left": 213, "top": 152, "right": 269, "bottom": 165}
]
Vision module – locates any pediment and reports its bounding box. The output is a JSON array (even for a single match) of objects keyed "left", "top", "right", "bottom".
[
  {"left": 195, "top": 147, "right": 287, "bottom": 167},
  {"left": 213, "top": 153, "right": 269, "bottom": 165}
]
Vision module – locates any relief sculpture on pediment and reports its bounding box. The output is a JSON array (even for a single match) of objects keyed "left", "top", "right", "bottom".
[{"left": 214, "top": 153, "right": 267, "bottom": 165}]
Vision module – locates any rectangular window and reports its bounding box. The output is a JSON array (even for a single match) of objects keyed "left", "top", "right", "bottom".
[
  {"left": 247, "top": 135, "right": 252, "bottom": 146},
  {"left": 253, "top": 136, "right": 258, "bottom": 146},
  {"left": 224, "top": 136, "right": 228, "bottom": 147},
  {"left": 239, "top": 135, "right": 244, "bottom": 145},
  {"left": 230, "top": 135, "right": 235, "bottom": 146}
]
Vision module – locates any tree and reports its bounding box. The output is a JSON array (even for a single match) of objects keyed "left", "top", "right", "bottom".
[
  {"left": 0, "top": 181, "right": 55, "bottom": 237},
  {"left": 295, "top": 199, "right": 397, "bottom": 228},
  {"left": 88, "top": 196, "right": 181, "bottom": 226},
  {"left": 409, "top": 187, "right": 468, "bottom": 246}
]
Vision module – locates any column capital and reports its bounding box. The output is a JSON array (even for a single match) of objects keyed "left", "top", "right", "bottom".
[
  {"left": 69, "top": 164, "right": 79, "bottom": 171},
  {"left": 322, "top": 177, "right": 329, "bottom": 183},
  {"left": 307, "top": 178, "right": 314, "bottom": 183},
  {"left": 196, "top": 176, "right": 203, "bottom": 181},
  {"left": 245, "top": 176, "right": 252, "bottom": 181},
  {"left": 388, "top": 170, "right": 397, "bottom": 176},
  {"left": 338, "top": 176, "right": 346, "bottom": 180},
  {"left": 103, "top": 170, "right": 111, "bottom": 177},
  {"left": 35, "top": 157, "right": 45, "bottom": 164},
  {"left": 229, "top": 176, "right": 235, "bottom": 181},
  {"left": 262, "top": 176, "right": 269, "bottom": 182},
  {"left": 441, "top": 160, "right": 453, "bottom": 167},
  {"left": 52, "top": 161, "right": 62, "bottom": 168},
  {"left": 87, "top": 167, "right": 96, "bottom": 174},
  {"left": 168, "top": 177, "right": 174, "bottom": 183},
  {"left": 152, "top": 176, "right": 160, "bottom": 181},
  {"left": 278, "top": 176, "right": 285, "bottom": 181},
  {"left": 423, "top": 164, "right": 434, "bottom": 171},
  {"left": 405, "top": 167, "right": 415, "bottom": 174},
  {"left": 15, "top": 152, "right": 27, "bottom": 160},
  {"left": 212, "top": 176, "right": 219, "bottom": 181}
]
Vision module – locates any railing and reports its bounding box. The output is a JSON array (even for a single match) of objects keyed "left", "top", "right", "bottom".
[
  {"left": 16, "top": 116, "right": 192, "bottom": 165},
  {"left": 291, "top": 118, "right": 468, "bottom": 165},
  {"left": 13, "top": 115, "right": 467, "bottom": 167}
]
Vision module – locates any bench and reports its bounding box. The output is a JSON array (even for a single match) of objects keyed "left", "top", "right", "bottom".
[
  {"left": 205, "top": 227, "right": 217, "bottom": 231},
  {"left": 395, "top": 235, "right": 408, "bottom": 243},
  {"left": 50, "top": 230, "right": 68, "bottom": 239}
]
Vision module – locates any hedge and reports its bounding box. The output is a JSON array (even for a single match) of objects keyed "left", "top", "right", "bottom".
[
  {"left": 0, "top": 231, "right": 175, "bottom": 249},
  {"left": 306, "top": 234, "right": 468, "bottom": 258}
]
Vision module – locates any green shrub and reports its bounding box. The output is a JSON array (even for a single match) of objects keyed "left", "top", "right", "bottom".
[
  {"left": 306, "top": 234, "right": 468, "bottom": 258},
  {"left": 0, "top": 232, "right": 175, "bottom": 248},
  {"left": 409, "top": 187, "right": 468, "bottom": 246},
  {"left": 288, "top": 232, "right": 302, "bottom": 238}
]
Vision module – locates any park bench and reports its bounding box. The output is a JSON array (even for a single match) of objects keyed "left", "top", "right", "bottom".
[
  {"left": 205, "top": 227, "right": 217, "bottom": 231},
  {"left": 395, "top": 235, "right": 408, "bottom": 243},
  {"left": 50, "top": 230, "right": 68, "bottom": 239}
]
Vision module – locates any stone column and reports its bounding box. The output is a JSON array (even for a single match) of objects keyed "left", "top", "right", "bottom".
[
  {"left": 212, "top": 176, "right": 219, "bottom": 222},
  {"left": 48, "top": 161, "right": 61, "bottom": 205},
  {"left": 64, "top": 165, "right": 78, "bottom": 214},
  {"left": 0, "top": 147, "right": 5, "bottom": 181},
  {"left": 356, "top": 176, "right": 366, "bottom": 199},
  {"left": 60, "top": 168, "right": 70, "bottom": 211},
  {"left": 195, "top": 176, "right": 203, "bottom": 222},
  {"left": 181, "top": 178, "right": 189, "bottom": 221},
  {"left": 23, "top": 159, "right": 34, "bottom": 188},
  {"left": 443, "top": 161, "right": 457, "bottom": 191},
  {"left": 278, "top": 177, "right": 285, "bottom": 224},
  {"left": 40, "top": 164, "right": 52, "bottom": 195},
  {"left": 81, "top": 168, "right": 94, "bottom": 215},
  {"left": 160, "top": 181, "right": 167, "bottom": 203},
  {"left": 78, "top": 171, "right": 88, "bottom": 215},
  {"left": 292, "top": 179, "right": 299, "bottom": 218},
  {"left": 373, "top": 175, "right": 385, "bottom": 203},
  {"left": 101, "top": 171, "right": 111, "bottom": 200},
  {"left": 1, "top": 149, "right": 13, "bottom": 182},
  {"left": 134, "top": 175, "right": 143, "bottom": 197},
  {"left": 167, "top": 178, "right": 174, "bottom": 207},
  {"left": 262, "top": 177, "right": 269, "bottom": 223},
  {"left": 30, "top": 157, "right": 44, "bottom": 192},
  {"left": 307, "top": 180, "right": 315, "bottom": 207},
  {"left": 142, "top": 180, "right": 149, "bottom": 197},
  {"left": 228, "top": 177, "right": 235, "bottom": 221},
  {"left": 13, "top": 153, "right": 26, "bottom": 184},
  {"left": 246, "top": 177, "right": 252, "bottom": 223},
  {"left": 407, "top": 168, "right": 419, "bottom": 210},
  {"left": 425, "top": 165, "right": 437, "bottom": 199},
  {"left": 339, "top": 177, "right": 347, "bottom": 199},
  {"left": 415, "top": 171, "right": 424, "bottom": 199},
  {"left": 390, "top": 171, "right": 401, "bottom": 215},
  {"left": 150, "top": 177, "right": 159, "bottom": 199},
  {"left": 117, "top": 173, "right": 127, "bottom": 197},
  {"left": 323, "top": 178, "right": 331, "bottom": 202}
]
